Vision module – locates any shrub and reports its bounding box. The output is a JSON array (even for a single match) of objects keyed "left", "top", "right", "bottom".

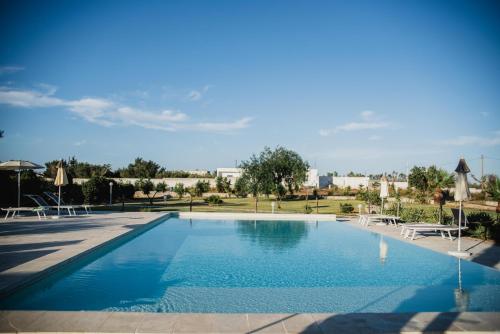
[
  {"left": 205, "top": 195, "right": 223, "bottom": 205},
  {"left": 82, "top": 176, "right": 113, "bottom": 204},
  {"left": 466, "top": 212, "right": 495, "bottom": 240},
  {"left": 195, "top": 180, "right": 210, "bottom": 197},
  {"left": 429, "top": 208, "right": 452, "bottom": 225},
  {"left": 117, "top": 183, "right": 135, "bottom": 200},
  {"left": 340, "top": 203, "right": 354, "bottom": 213},
  {"left": 173, "top": 183, "right": 185, "bottom": 199},
  {"left": 234, "top": 177, "right": 248, "bottom": 198},
  {"left": 63, "top": 183, "right": 84, "bottom": 204},
  {"left": 400, "top": 208, "right": 426, "bottom": 223}
]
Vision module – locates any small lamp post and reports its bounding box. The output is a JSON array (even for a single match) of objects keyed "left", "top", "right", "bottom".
[
  {"left": 109, "top": 182, "right": 114, "bottom": 206},
  {"left": 271, "top": 202, "right": 275, "bottom": 214}
]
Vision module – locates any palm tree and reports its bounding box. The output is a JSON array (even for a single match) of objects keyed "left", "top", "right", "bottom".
[
  {"left": 485, "top": 175, "right": 500, "bottom": 223},
  {"left": 428, "top": 168, "right": 455, "bottom": 224}
]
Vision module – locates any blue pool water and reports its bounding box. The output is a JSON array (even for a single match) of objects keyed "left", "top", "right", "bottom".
[{"left": 1, "top": 217, "right": 500, "bottom": 313}]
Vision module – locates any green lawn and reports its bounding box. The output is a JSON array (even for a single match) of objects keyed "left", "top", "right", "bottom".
[{"left": 96, "top": 196, "right": 495, "bottom": 217}]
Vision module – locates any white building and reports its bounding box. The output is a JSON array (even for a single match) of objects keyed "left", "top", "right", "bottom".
[
  {"left": 185, "top": 169, "right": 210, "bottom": 176},
  {"left": 216, "top": 167, "right": 243, "bottom": 179},
  {"left": 216, "top": 168, "right": 243, "bottom": 186},
  {"left": 304, "top": 168, "right": 319, "bottom": 187},
  {"left": 319, "top": 176, "right": 369, "bottom": 189},
  {"left": 216, "top": 167, "right": 319, "bottom": 188}
]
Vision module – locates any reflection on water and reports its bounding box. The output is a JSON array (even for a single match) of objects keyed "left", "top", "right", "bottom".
[
  {"left": 236, "top": 220, "right": 309, "bottom": 251},
  {"left": 455, "top": 258, "right": 469, "bottom": 312},
  {"left": 379, "top": 235, "right": 388, "bottom": 264}
]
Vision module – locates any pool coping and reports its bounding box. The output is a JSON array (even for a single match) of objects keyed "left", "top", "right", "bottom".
[
  {"left": 2, "top": 212, "right": 499, "bottom": 333},
  {"left": 0, "top": 212, "right": 172, "bottom": 299},
  {"left": 179, "top": 211, "right": 337, "bottom": 221},
  {"left": 1, "top": 310, "right": 499, "bottom": 333}
]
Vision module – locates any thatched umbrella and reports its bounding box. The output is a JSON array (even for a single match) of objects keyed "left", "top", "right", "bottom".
[
  {"left": 450, "top": 158, "right": 471, "bottom": 257},
  {"left": 380, "top": 175, "right": 389, "bottom": 214},
  {"left": 54, "top": 160, "right": 68, "bottom": 216},
  {"left": 0, "top": 160, "right": 43, "bottom": 207}
]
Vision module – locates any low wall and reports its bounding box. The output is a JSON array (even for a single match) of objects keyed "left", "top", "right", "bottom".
[{"left": 73, "top": 177, "right": 216, "bottom": 188}]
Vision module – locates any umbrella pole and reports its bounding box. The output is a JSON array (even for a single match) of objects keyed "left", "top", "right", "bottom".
[
  {"left": 381, "top": 198, "right": 384, "bottom": 214},
  {"left": 17, "top": 170, "right": 21, "bottom": 208},
  {"left": 458, "top": 201, "right": 462, "bottom": 252},
  {"left": 58, "top": 185, "right": 61, "bottom": 216}
]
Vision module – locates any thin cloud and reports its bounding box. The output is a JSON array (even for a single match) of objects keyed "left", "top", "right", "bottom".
[
  {"left": 74, "top": 140, "right": 87, "bottom": 146},
  {"left": 187, "top": 85, "right": 211, "bottom": 101},
  {"left": 319, "top": 111, "right": 390, "bottom": 136},
  {"left": 0, "top": 86, "right": 252, "bottom": 133},
  {"left": 189, "top": 117, "right": 253, "bottom": 132},
  {"left": 361, "top": 110, "right": 374, "bottom": 120},
  {"left": 0, "top": 66, "right": 25, "bottom": 75},
  {"left": 442, "top": 133, "right": 500, "bottom": 147}
]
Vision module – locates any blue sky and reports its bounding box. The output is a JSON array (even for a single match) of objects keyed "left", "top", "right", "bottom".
[{"left": 0, "top": 0, "right": 499, "bottom": 176}]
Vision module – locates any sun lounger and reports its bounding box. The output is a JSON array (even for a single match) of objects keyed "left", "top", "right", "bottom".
[
  {"left": 43, "top": 191, "right": 91, "bottom": 214},
  {"left": 2, "top": 207, "right": 47, "bottom": 220},
  {"left": 402, "top": 223, "right": 468, "bottom": 241},
  {"left": 400, "top": 223, "right": 444, "bottom": 236},
  {"left": 25, "top": 194, "right": 77, "bottom": 216},
  {"left": 359, "top": 214, "right": 399, "bottom": 227}
]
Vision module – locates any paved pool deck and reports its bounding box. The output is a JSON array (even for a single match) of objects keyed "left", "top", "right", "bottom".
[
  {"left": 0, "top": 212, "right": 499, "bottom": 333},
  {"left": 0, "top": 211, "right": 168, "bottom": 297},
  {"left": 1, "top": 310, "right": 500, "bottom": 333}
]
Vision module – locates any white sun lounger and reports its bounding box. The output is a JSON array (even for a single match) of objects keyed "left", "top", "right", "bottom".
[
  {"left": 25, "top": 194, "right": 77, "bottom": 216},
  {"left": 2, "top": 207, "right": 48, "bottom": 220},
  {"left": 358, "top": 214, "right": 399, "bottom": 227},
  {"left": 402, "top": 224, "right": 468, "bottom": 241},
  {"left": 43, "top": 191, "right": 91, "bottom": 214}
]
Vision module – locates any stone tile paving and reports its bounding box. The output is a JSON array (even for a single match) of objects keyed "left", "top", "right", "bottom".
[
  {"left": 0, "top": 212, "right": 168, "bottom": 297},
  {"left": 1, "top": 311, "right": 499, "bottom": 333}
]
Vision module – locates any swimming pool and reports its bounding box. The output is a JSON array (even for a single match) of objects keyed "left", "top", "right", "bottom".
[{"left": 1, "top": 216, "right": 499, "bottom": 313}]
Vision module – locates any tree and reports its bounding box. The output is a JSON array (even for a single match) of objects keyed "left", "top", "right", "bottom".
[
  {"left": 82, "top": 176, "right": 113, "bottom": 204},
  {"left": 194, "top": 180, "right": 210, "bottom": 197},
  {"left": 116, "top": 183, "right": 135, "bottom": 211},
  {"left": 117, "top": 158, "right": 164, "bottom": 178},
  {"left": 154, "top": 182, "right": 167, "bottom": 202},
  {"left": 485, "top": 175, "right": 500, "bottom": 222},
  {"left": 44, "top": 158, "right": 112, "bottom": 179},
  {"left": 215, "top": 176, "right": 225, "bottom": 193},
  {"left": 174, "top": 183, "right": 185, "bottom": 199},
  {"left": 234, "top": 177, "right": 248, "bottom": 198},
  {"left": 240, "top": 151, "right": 273, "bottom": 212},
  {"left": 135, "top": 179, "right": 155, "bottom": 205},
  {"left": 264, "top": 146, "right": 309, "bottom": 208},
  {"left": 427, "top": 166, "right": 454, "bottom": 223},
  {"left": 313, "top": 187, "right": 319, "bottom": 213},
  {"left": 186, "top": 186, "right": 196, "bottom": 212},
  {"left": 408, "top": 166, "right": 428, "bottom": 193}
]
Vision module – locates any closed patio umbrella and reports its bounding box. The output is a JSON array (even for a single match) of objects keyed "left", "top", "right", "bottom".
[
  {"left": 380, "top": 175, "right": 389, "bottom": 214},
  {"left": 0, "top": 160, "right": 43, "bottom": 207},
  {"left": 54, "top": 160, "right": 68, "bottom": 216},
  {"left": 449, "top": 158, "right": 471, "bottom": 257}
]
